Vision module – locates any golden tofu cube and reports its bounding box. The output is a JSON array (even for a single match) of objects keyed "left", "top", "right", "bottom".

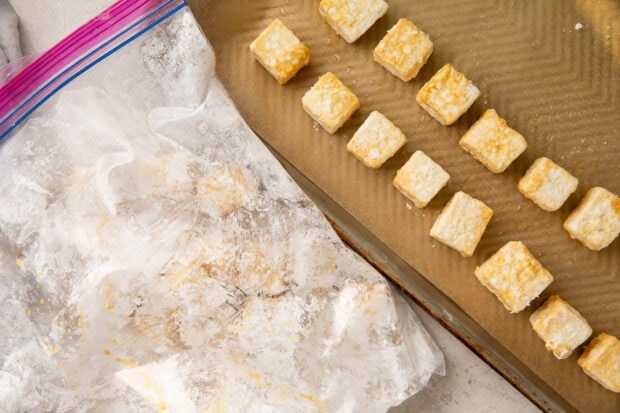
[
  {"left": 474, "top": 241, "right": 554, "bottom": 313},
  {"left": 430, "top": 191, "right": 493, "bottom": 257},
  {"left": 563, "top": 187, "right": 620, "bottom": 251},
  {"left": 416, "top": 63, "right": 480, "bottom": 125},
  {"left": 393, "top": 150, "right": 450, "bottom": 208},
  {"left": 578, "top": 333, "right": 620, "bottom": 393},
  {"left": 346, "top": 111, "right": 407, "bottom": 168},
  {"left": 319, "top": 0, "right": 388, "bottom": 43},
  {"left": 459, "top": 109, "right": 528, "bottom": 173},
  {"left": 529, "top": 295, "right": 592, "bottom": 359},
  {"left": 302, "top": 72, "right": 360, "bottom": 134},
  {"left": 249, "top": 19, "right": 311, "bottom": 85},
  {"left": 518, "top": 157, "right": 578, "bottom": 211},
  {"left": 197, "top": 164, "right": 257, "bottom": 216},
  {"left": 373, "top": 18, "right": 433, "bottom": 82}
]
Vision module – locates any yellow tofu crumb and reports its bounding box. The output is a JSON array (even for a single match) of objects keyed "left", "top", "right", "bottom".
[
  {"left": 518, "top": 157, "right": 578, "bottom": 211},
  {"left": 373, "top": 18, "right": 433, "bottom": 82},
  {"left": 416, "top": 64, "right": 480, "bottom": 125},
  {"left": 563, "top": 187, "right": 620, "bottom": 251},
  {"left": 430, "top": 191, "right": 493, "bottom": 257},
  {"left": 250, "top": 19, "right": 311, "bottom": 85},
  {"left": 302, "top": 72, "right": 360, "bottom": 134},
  {"left": 474, "top": 241, "right": 554, "bottom": 313},
  {"left": 529, "top": 295, "right": 592, "bottom": 359},
  {"left": 393, "top": 150, "right": 450, "bottom": 208},
  {"left": 459, "top": 109, "right": 527, "bottom": 173},
  {"left": 346, "top": 111, "right": 407, "bottom": 168},
  {"left": 578, "top": 333, "right": 620, "bottom": 393},
  {"left": 319, "top": 0, "right": 388, "bottom": 43}
]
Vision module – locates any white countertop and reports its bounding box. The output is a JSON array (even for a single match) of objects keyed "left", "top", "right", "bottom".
[{"left": 8, "top": 1, "right": 541, "bottom": 411}]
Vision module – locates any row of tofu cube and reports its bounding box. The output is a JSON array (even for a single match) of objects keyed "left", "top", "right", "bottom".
[
  {"left": 249, "top": 1, "right": 619, "bottom": 392},
  {"left": 249, "top": 11, "right": 619, "bottom": 253},
  {"left": 478, "top": 241, "right": 619, "bottom": 393}
]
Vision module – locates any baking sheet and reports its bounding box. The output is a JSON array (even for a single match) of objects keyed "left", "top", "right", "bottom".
[{"left": 190, "top": 1, "right": 620, "bottom": 411}]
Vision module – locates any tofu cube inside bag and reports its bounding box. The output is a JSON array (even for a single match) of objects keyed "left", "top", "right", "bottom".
[
  {"left": 430, "top": 191, "right": 493, "bottom": 257},
  {"left": 319, "top": 0, "right": 388, "bottom": 43},
  {"left": 563, "top": 187, "right": 620, "bottom": 250},
  {"left": 249, "top": 19, "right": 311, "bottom": 85},
  {"left": 518, "top": 157, "right": 578, "bottom": 211},
  {"left": 393, "top": 150, "right": 450, "bottom": 208},
  {"left": 302, "top": 72, "right": 360, "bottom": 134},
  {"left": 373, "top": 18, "right": 433, "bottom": 82},
  {"left": 459, "top": 109, "right": 527, "bottom": 173},
  {"left": 578, "top": 333, "right": 620, "bottom": 393},
  {"left": 474, "top": 241, "right": 554, "bottom": 313},
  {"left": 346, "top": 111, "right": 407, "bottom": 169},
  {"left": 416, "top": 64, "right": 480, "bottom": 125},
  {"left": 197, "top": 164, "right": 257, "bottom": 216},
  {"left": 529, "top": 295, "right": 592, "bottom": 359}
]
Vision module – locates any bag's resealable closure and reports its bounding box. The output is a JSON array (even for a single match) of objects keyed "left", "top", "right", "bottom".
[{"left": 0, "top": 0, "right": 187, "bottom": 140}]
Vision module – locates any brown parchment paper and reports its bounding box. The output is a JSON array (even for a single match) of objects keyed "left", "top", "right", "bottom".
[{"left": 189, "top": 1, "right": 619, "bottom": 411}]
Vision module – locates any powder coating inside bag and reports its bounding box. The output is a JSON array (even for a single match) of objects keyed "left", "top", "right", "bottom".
[{"left": 0, "top": 4, "right": 443, "bottom": 412}]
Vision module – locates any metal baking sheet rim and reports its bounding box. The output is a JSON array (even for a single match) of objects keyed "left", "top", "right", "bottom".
[
  {"left": 192, "top": 1, "right": 620, "bottom": 410},
  {"left": 260, "top": 137, "right": 573, "bottom": 413}
]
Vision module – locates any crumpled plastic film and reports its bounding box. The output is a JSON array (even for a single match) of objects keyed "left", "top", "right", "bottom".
[{"left": 0, "top": 8, "right": 444, "bottom": 413}]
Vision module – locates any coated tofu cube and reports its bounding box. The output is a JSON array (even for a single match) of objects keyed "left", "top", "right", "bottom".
[
  {"left": 197, "top": 164, "right": 257, "bottom": 216},
  {"left": 430, "top": 191, "right": 493, "bottom": 257},
  {"left": 416, "top": 64, "right": 480, "bottom": 125},
  {"left": 563, "top": 187, "right": 620, "bottom": 251},
  {"left": 578, "top": 333, "right": 620, "bottom": 393},
  {"left": 518, "top": 157, "right": 578, "bottom": 211},
  {"left": 459, "top": 109, "right": 528, "bottom": 173},
  {"left": 373, "top": 18, "right": 433, "bottom": 82},
  {"left": 346, "top": 111, "right": 407, "bottom": 168},
  {"left": 529, "top": 295, "right": 592, "bottom": 359},
  {"left": 319, "top": 0, "right": 388, "bottom": 43},
  {"left": 249, "top": 19, "right": 311, "bottom": 85},
  {"left": 393, "top": 150, "right": 450, "bottom": 208},
  {"left": 302, "top": 72, "right": 360, "bottom": 134},
  {"left": 474, "top": 241, "right": 554, "bottom": 313}
]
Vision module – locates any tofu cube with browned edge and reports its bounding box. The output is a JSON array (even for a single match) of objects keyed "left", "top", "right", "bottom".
[
  {"left": 518, "top": 157, "right": 578, "bottom": 211},
  {"left": 563, "top": 187, "right": 620, "bottom": 250},
  {"left": 393, "top": 150, "right": 450, "bottom": 208},
  {"left": 416, "top": 64, "right": 480, "bottom": 126},
  {"left": 578, "top": 333, "right": 620, "bottom": 393},
  {"left": 430, "top": 191, "right": 493, "bottom": 257},
  {"left": 346, "top": 111, "right": 407, "bottom": 169},
  {"left": 249, "top": 19, "right": 311, "bottom": 85},
  {"left": 302, "top": 72, "right": 360, "bottom": 134},
  {"left": 319, "top": 0, "right": 388, "bottom": 43},
  {"left": 529, "top": 295, "right": 592, "bottom": 359},
  {"left": 474, "top": 241, "right": 554, "bottom": 313},
  {"left": 459, "top": 109, "right": 528, "bottom": 173},
  {"left": 373, "top": 18, "right": 433, "bottom": 82}
]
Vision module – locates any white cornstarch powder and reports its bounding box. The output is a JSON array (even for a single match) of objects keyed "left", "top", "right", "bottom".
[{"left": 0, "top": 9, "right": 443, "bottom": 412}]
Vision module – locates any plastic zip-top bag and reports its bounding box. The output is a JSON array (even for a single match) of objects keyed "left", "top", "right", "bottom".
[{"left": 0, "top": 1, "right": 444, "bottom": 411}]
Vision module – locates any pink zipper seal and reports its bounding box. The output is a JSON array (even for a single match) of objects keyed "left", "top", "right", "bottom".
[{"left": 0, "top": 0, "right": 186, "bottom": 139}]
